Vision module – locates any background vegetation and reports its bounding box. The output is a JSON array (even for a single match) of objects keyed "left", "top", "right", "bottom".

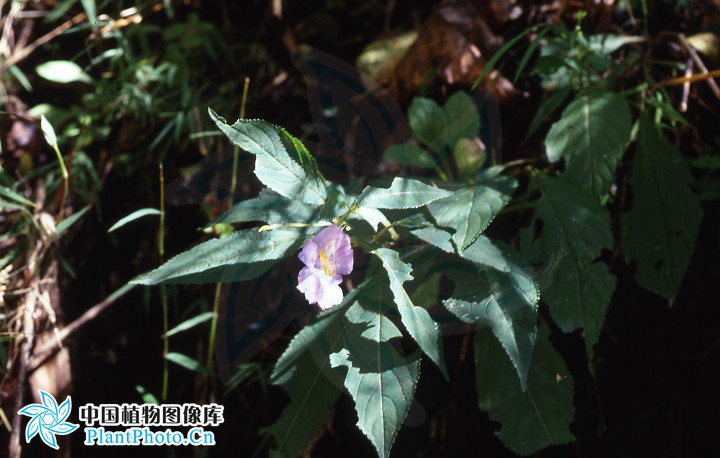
[{"left": 1, "top": 0, "right": 719, "bottom": 457}]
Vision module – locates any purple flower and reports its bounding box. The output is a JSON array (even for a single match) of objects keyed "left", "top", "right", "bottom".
[{"left": 297, "top": 224, "right": 353, "bottom": 309}]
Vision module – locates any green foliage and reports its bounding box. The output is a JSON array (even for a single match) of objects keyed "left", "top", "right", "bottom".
[
  {"left": 108, "top": 208, "right": 161, "bottom": 233},
  {"left": 373, "top": 248, "right": 446, "bottom": 376},
  {"left": 475, "top": 323, "right": 575, "bottom": 455},
  {"left": 358, "top": 177, "right": 451, "bottom": 210},
  {"left": 622, "top": 116, "right": 703, "bottom": 299},
  {"left": 36, "top": 60, "right": 94, "bottom": 84},
  {"left": 264, "top": 307, "right": 347, "bottom": 457},
  {"left": 212, "top": 189, "right": 316, "bottom": 226},
  {"left": 209, "top": 111, "right": 327, "bottom": 205},
  {"left": 123, "top": 14, "right": 708, "bottom": 457},
  {"left": 386, "top": 91, "right": 482, "bottom": 178},
  {"left": 445, "top": 261, "right": 538, "bottom": 389},
  {"left": 521, "top": 174, "right": 615, "bottom": 359},
  {"left": 165, "top": 352, "right": 213, "bottom": 375},
  {"left": 427, "top": 176, "right": 516, "bottom": 251},
  {"left": 132, "top": 227, "right": 314, "bottom": 284},
  {"left": 545, "top": 89, "right": 631, "bottom": 196},
  {"left": 330, "top": 299, "right": 421, "bottom": 458}
]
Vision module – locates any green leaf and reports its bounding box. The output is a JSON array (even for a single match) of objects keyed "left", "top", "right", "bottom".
[
  {"left": 383, "top": 144, "right": 438, "bottom": 168},
  {"left": 445, "top": 261, "right": 538, "bottom": 390},
  {"left": 622, "top": 116, "right": 702, "bottom": 299},
  {"left": 520, "top": 175, "right": 615, "bottom": 359},
  {"left": 164, "top": 312, "right": 214, "bottom": 338},
  {"left": 526, "top": 86, "right": 570, "bottom": 139},
  {"left": 453, "top": 137, "right": 487, "bottom": 177},
  {"left": 408, "top": 97, "right": 450, "bottom": 151},
  {"left": 359, "top": 177, "right": 451, "bottom": 210},
  {"left": 212, "top": 189, "right": 316, "bottom": 226},
  {"left": 0, "top": 186, "right": 36, "bottom": 207},
  {"left": 353, "top": 206, "right": 390, "bottom": 232},
  {"left": 36, "top": 60, "right": 94, "bottom": 84},
  {"left": 40, "top": 115, "right": 58, "bottom": 149},
  {"left": 427, "top": 176, "right": 516, "bottom": 251},
  {"left": 588, "top": 34, "right": 644, "bottom": 55},
  {"left": 443, "top": 91, "right": 480, "bottom": 142},
  {"left": 80, "top": 0, "right": 97, "bottom": 23},
  {"left": 410, "top": 225, "right": 455, "bottom": 253},
  {"left": 330, "top": 295, "right": 420, "bottom": 458},
  {"left": 475, "top": 323, "right": 575, "bottom": 455},
  {"left": 372, "top": 248, "right": 446, "bottom": 376},
  {"left": 131, "top": 227, "right": 312, "bottom": 285},
  {"left": 56, "top": 205, "right": 91, "bottom": 237},
  {"left": 108, "top": 208, "right": 161, "bottom": 233},
  {"left": 410, "top": 223, "right": 519, "bottom": 274},
  {"left": 208, "top": 109, "right": 327, "bottom": 205},
  {"left": 165, "top": 352, "right": 213, "bottom": 375},
  {"left": 545, "top": 90, "right": 631, "bottom": 196},
  {"left": 135, "top": 385, "right": 159, "bottom": 405},
  {"left": 8, "top": 65, "right": 33, "bottom": 92},
  {"left": 265, "top": 306, "right": 347, "bottom": 457}
]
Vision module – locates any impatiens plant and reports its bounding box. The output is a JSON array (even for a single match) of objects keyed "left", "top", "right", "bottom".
[
  {"left": 131, "top": 25, "right": 704, "bottom": 457},
  {"left": 132, "top": 99, "right": 554, "bottom": 457}
]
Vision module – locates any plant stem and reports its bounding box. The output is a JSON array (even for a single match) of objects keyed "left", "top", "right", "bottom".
[
  {"left": 206, "top": 77, "right": 251, "bottom": 374},
  {"left": 50, "top": 143, "right": 69, "bottom": 219},
  {"left": 159, "top": 163, "right": 169, "bottom": 402}
]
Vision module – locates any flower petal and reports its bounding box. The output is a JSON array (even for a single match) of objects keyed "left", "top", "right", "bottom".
[
  {"left": 298, "top": 240, "right": 319, "bottom": 268},
  {"left": 312, "top": 224, "right": 344, "bottom": 248},
  {"left": 297, "top": 267, "right": 343, "bottom": 309},
  {"left": 334, "top": 234, "right": 353, "bottom": 275},
  {"left": 316, "top": 282, "right": 344, "bottom": 310}
]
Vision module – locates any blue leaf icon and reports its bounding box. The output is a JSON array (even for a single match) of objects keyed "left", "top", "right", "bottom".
[{"left": 18, "top": 390, "right": 79, "bottom": 450}]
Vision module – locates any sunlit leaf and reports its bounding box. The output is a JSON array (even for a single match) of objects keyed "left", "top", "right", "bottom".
[
  {"left": 164, "top": 312, "right": 214, "bottom": 338},
  {"left": 373, "top": 248, "right": 446, "bottom": 376},
  {"left": 212, "top": 189, "right": 316, "bottom": 226},
  {"left": 132, "top": 227, "right": 314, "bottom": 285},
  {"left": 331, "top": 297, "right": 420, "bottom": 458},
  {"left": 359, "top": 177, "right": 451, "bottom": 210},
  {"left": 427, "top": 176, "right": 516, "bottom": 251},
  {"left": 209, "top": 110, "right": 328, "bottom": 205},
  {"left": 36, "top": 61, "right": 94, "bottom": 84},
  {"left": 445, "top": 256, "right": 538, "bottom": 389},
  {"left": 108, "top": 208, "right": 161, "bottom": 233}
]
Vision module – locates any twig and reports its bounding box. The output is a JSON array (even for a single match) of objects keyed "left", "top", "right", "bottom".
[
  {"left": 681, "top": 58, "right": 692, "bottom": 113},
  {"left": 28, "top": 283, "right": 136, "bottom": 372},
  {"left": 0, "top": 11, "right": 87, "bottom": 72},
  {"left": 623, "top": 0, "right": 637, "bottom": 28},
  {"left": 678, "top": 33, "right": 720, "bottom": 100},
  {"left": 662, "top": 67, "right": 720, "bottom": 86}
]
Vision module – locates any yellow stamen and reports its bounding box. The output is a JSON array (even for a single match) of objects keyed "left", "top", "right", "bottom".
[{"left": 319, "top": 249, "right": 336, "bottom": 276}]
